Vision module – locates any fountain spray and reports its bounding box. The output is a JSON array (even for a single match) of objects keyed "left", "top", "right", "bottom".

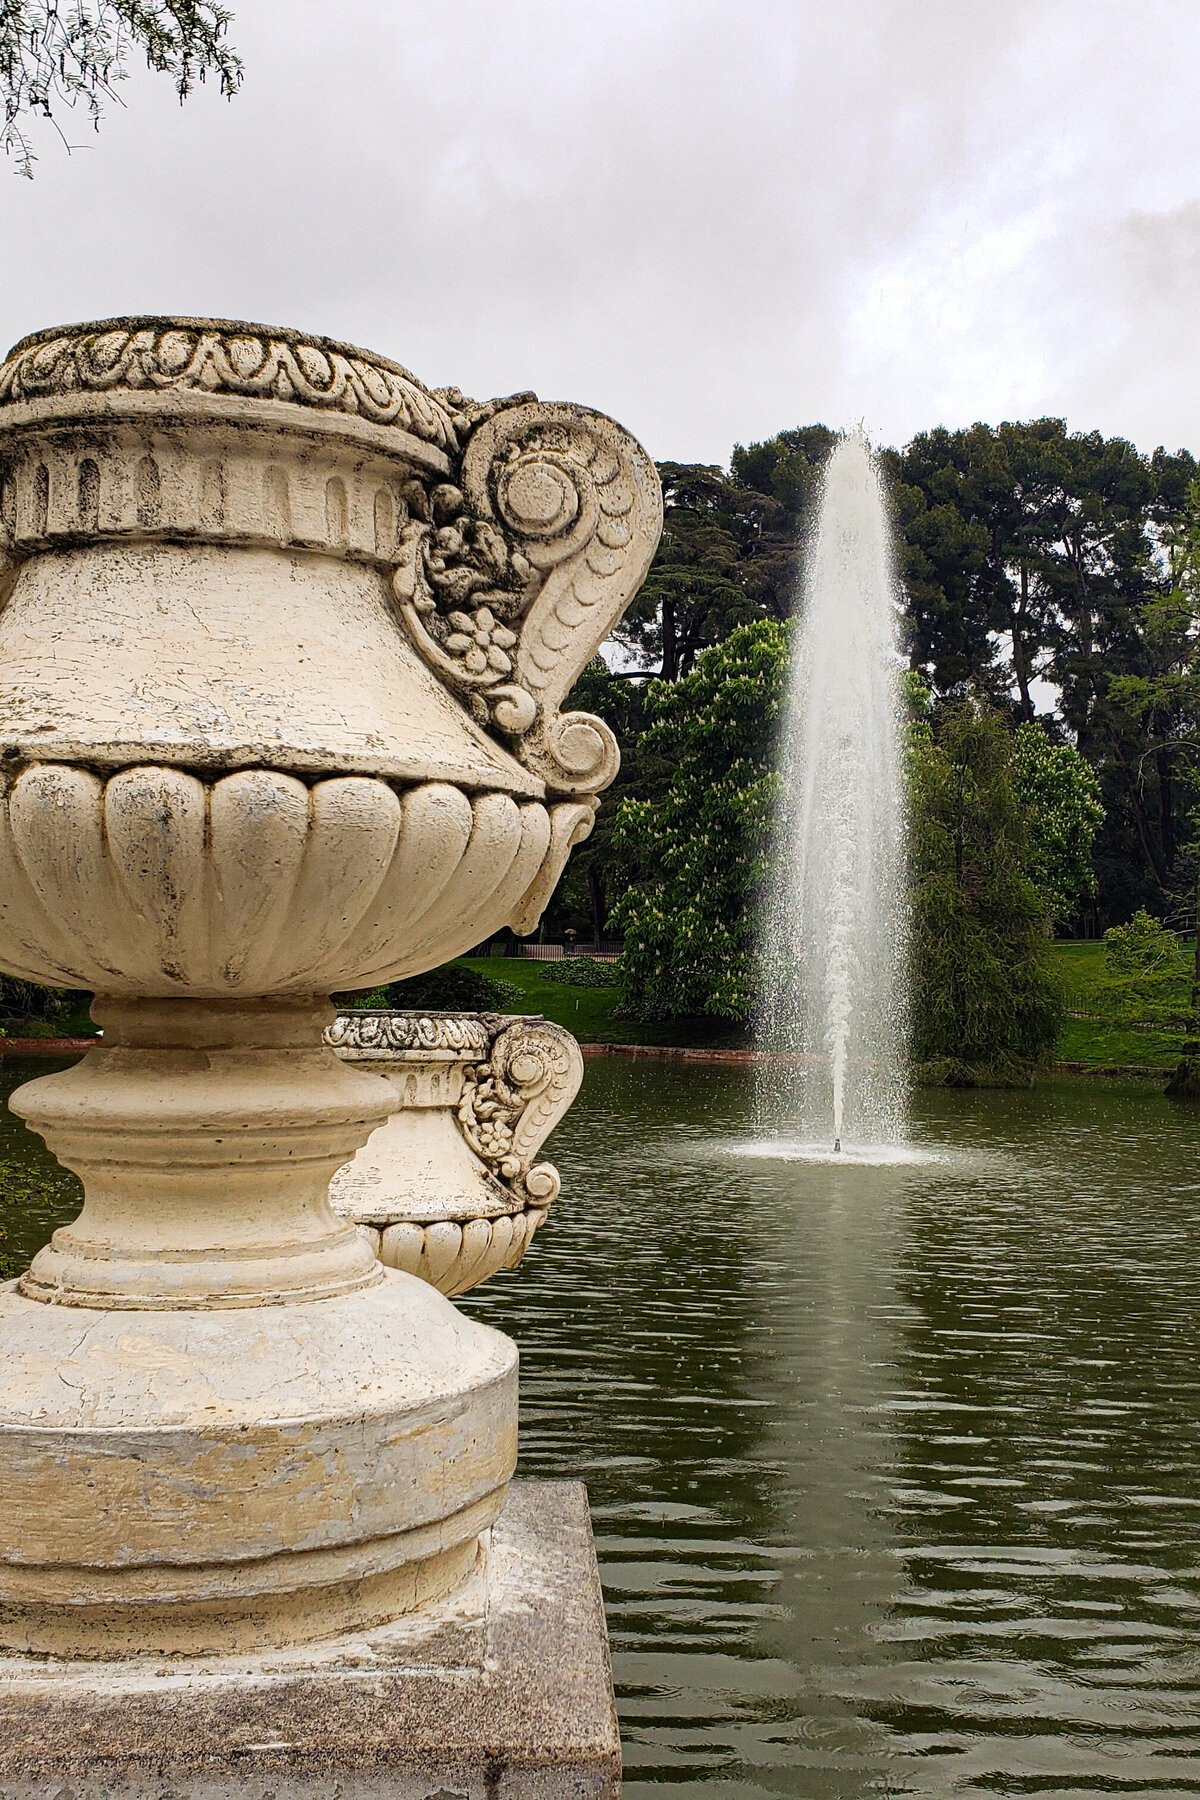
[{"left": 757, "top": 432, "right": 909, "bottom": 1152}]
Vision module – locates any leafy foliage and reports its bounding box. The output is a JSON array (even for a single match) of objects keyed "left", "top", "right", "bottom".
[
  {"left": 608, "top": 625, "right": 1075, "bottom": 1082},
  {"left": 0, "top": 974, "right": 89, "bottom": 1035},
  {"left": 610, "top": 621, "right": 788, "bottom": 1021},
  {"left": 541, "top": 657, "right": 660, "bottom": 944},
  {"left": 538, "top": 956, "right": 621, "bottom": 988},
  {"left": 2, "top": 0, "right": 241, "bottom": 175},
  {"left": 336, "top": 962, "right": 522, "bottom": 1014},
  {"left": 615, "top": 433, "right": 834, "bottom": 683},
  {"left": 1097, "top": 910, "right": 1192, "bottom": 1030},
  {"left": 1010, "top": 723, "right": 1104, "bottom": 925},
  {"left": 879, "top": 420, "right": 1200, "bottom": 924},
  {"left": 909, "top": 703, "right": 1064, "bottom": 1079}
]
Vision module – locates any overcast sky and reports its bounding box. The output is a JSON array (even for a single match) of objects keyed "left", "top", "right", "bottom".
[{"left": 2, "top": 0, "right": 1199, "bottom": 467}]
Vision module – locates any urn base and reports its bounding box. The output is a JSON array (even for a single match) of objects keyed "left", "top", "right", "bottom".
[
  {"left": 0, "top": 1270, "right": 517, "bottom": 1657},
  {"left": 0, "top": 1482, "right": 619, "bottom": 1800}
]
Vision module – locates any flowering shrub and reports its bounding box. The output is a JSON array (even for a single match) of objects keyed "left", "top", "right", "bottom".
[
  {"left": 611, "top": 621, "right": 788, "bottom": 1021},
  {"left": 1011, "top": 724, "right": 1104, "bottom": 925}
]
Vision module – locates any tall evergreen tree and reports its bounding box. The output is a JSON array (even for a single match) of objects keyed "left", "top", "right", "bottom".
[{"left": 908, "top": 702, "right": 1065, "bottom": 1080}]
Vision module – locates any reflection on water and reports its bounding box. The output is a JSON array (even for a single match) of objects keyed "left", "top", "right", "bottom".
[
  {"left": 3, "top": 1056, "right": 1200, "bottom": 1796},
  {"left": 0, "top": 1056, "right": 81, "bottom": 1274}
]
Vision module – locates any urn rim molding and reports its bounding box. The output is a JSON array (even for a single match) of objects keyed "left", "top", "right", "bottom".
[
  {"left": 0, "top": 316, "right": 461, "bottom": 453},
  {"left": 0, "top": 315, "right": 664, "bottom": 803}
]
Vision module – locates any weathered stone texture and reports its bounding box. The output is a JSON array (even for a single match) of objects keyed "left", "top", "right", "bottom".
[{"left": 0, "top": 1482, "right": 619, "bottom": 1800}]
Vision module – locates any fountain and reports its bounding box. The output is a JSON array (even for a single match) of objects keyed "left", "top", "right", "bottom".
[{"left": 757, "top": 432, "right": 908, "bottom": 1157}]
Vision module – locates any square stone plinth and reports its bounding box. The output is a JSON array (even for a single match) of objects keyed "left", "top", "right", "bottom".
[{"left": 0, "top": 1481, "right": 619, "bottom": 1800}]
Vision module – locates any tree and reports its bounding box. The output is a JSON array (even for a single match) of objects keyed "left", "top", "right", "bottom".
[
  {"left": 595, "top": 415, "right": 1191, "bottom": 969},
  {"left": 614, "top": 465, "right": 778, "bottom": 682},
  {"left": 610, "top": 621, "right": 788, "bottom": 1020},
  {"left": 881, "top": 419, "right": 1200, "bottom": 927},
  {"left": 1097, "top": 910, "right": 1191, "bottom": 1032},
  {"left": 615, "top": 431, "right": 835, "bottom": 684},
  {"left": 1092, "top": 906, "right": 1200, "bottom": 1099},
  {"left": 610, "top": 639, "right": 1081, "bottom": 1074},
  {"left": 1103, "top": 480, "right": 1200, "bottom": 922},
  {"left": 909, "top": 702, "right": 1064, "bottom": 1081},
  {"left": 1010, "top": 722, "right": 1103, "bottom": 927},
  {"left": 2, "top": 0, "right": 241, "bottom": 176}
]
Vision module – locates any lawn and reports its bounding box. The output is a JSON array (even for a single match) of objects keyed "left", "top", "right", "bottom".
[
  {"left": 0, "top": 943, "right": 1186, "bottom": 1075},
  {"left": 471, "top": 941, "right": 1191, "bottom": 1074},
  {"left": 460, "top": 958, "right": 750, "bottom": 1049},
  {"left": 1051, "top": 939, "right": 1186, "bottom": 1072}
]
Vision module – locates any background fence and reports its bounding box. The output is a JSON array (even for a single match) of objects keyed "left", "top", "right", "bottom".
[{"left": 471, "top": 940, "right": 624, "bottom": 963}]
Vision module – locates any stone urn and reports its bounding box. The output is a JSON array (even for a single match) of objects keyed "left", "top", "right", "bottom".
[
  {"left": 0, "top": 318, "right": 661, "bottom": 1657},
  {"left": 326, "top": 1007, "right": 583, "bottom": 1296}
]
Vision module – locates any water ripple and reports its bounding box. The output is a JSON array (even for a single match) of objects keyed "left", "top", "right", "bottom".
[{"left": 3, "top": 1057, "right": 1200, "bottom": 1795}]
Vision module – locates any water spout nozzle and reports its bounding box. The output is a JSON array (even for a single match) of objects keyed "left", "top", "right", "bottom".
[{"left": 833, "top": 1137, "right": 841, "bottom": 1154}]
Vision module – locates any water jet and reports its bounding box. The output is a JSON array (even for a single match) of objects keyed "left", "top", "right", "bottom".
[{"left": 758, "top": 431, "right": 908, "bottom": 1154}]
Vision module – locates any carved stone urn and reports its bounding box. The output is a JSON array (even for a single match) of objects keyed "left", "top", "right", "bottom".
[
  {"left": 326, "top": 1008, "right": 583, "bottom": 1296},
  {"left": 0, "top": 318, "right": 661, "bottom": 1657}
]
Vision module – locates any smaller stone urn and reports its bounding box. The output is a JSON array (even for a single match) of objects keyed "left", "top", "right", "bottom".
[{"left": 325, "top": 1009, "right": 583, "bottom": 1297}]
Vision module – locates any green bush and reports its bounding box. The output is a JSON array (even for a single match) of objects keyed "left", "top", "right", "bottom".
[
  {"left": 0, "top": 976, "right": 83, "bottom": 1028},
  {"left": 1099, "top": 910, "right": 1191, "bottom": 1027},
  {"left": 335, "top": 960, "right": 522, "bottom": 1014},
  {"left": 539, "top": 956, "right": 621, "bottom": 988}
]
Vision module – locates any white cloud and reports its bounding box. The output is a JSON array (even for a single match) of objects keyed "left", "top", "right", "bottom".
[{"left": 2, "top": 0, "right": 1200, "bottom": 462}]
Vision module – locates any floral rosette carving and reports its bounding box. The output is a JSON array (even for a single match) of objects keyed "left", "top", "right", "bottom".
[
  {"left": 392, "top": 400, "right": 662, "bottom": 796},
  {"left": 457, "top": 1016, "right": 583, "bottom": 1205},
  {"left": 391, "top": 477, "right": 539, "bottom": 737}
]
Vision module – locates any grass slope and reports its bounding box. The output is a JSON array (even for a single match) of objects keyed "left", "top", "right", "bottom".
[
  {"left": 477, "top": 942, "right": 1190, "bottom": 1074},
  {"left": 0, "top": 947, "right": 1182, "bottom": 1073},
  {"left": 1053, "top": 940, "right": 1184, "bottom": 1071},
  {"left": 460, "top": 958, "right": 748, "bottom": 1048}
]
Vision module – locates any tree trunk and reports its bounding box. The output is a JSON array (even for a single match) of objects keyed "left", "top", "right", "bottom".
[
  {"left": 1156, "top": 739, "right": 1177, "bottom": 872},
  {"left": 1010, "top": 564, "right": 1036, "bottom": 721},
  {"left": 659, "top": 592, "right": 679, "bottom": 682},
  {"left": 1112, "top": 733, "right": 1171, "bottom": 890},
  {"left": 587, "top": 863, "right": 607, "bottom": 945}
]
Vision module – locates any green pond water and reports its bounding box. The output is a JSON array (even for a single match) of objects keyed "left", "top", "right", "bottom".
[{"left": 2, "top": 1056, "right": 1199, "bottom": 1797}]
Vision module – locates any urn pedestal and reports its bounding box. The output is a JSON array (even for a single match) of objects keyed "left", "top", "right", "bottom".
[{"left": 0, "top": 316, "right": 661, "bottom": 1681}]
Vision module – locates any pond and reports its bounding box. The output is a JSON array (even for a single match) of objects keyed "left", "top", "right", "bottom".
[{"left": 2, "top": 1055, "right": 1199, "bottom": 1797}]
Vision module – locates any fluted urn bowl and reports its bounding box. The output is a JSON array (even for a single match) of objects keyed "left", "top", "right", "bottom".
[{"left": 0, "top": 761, "right": 564, "bottom": 995}]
